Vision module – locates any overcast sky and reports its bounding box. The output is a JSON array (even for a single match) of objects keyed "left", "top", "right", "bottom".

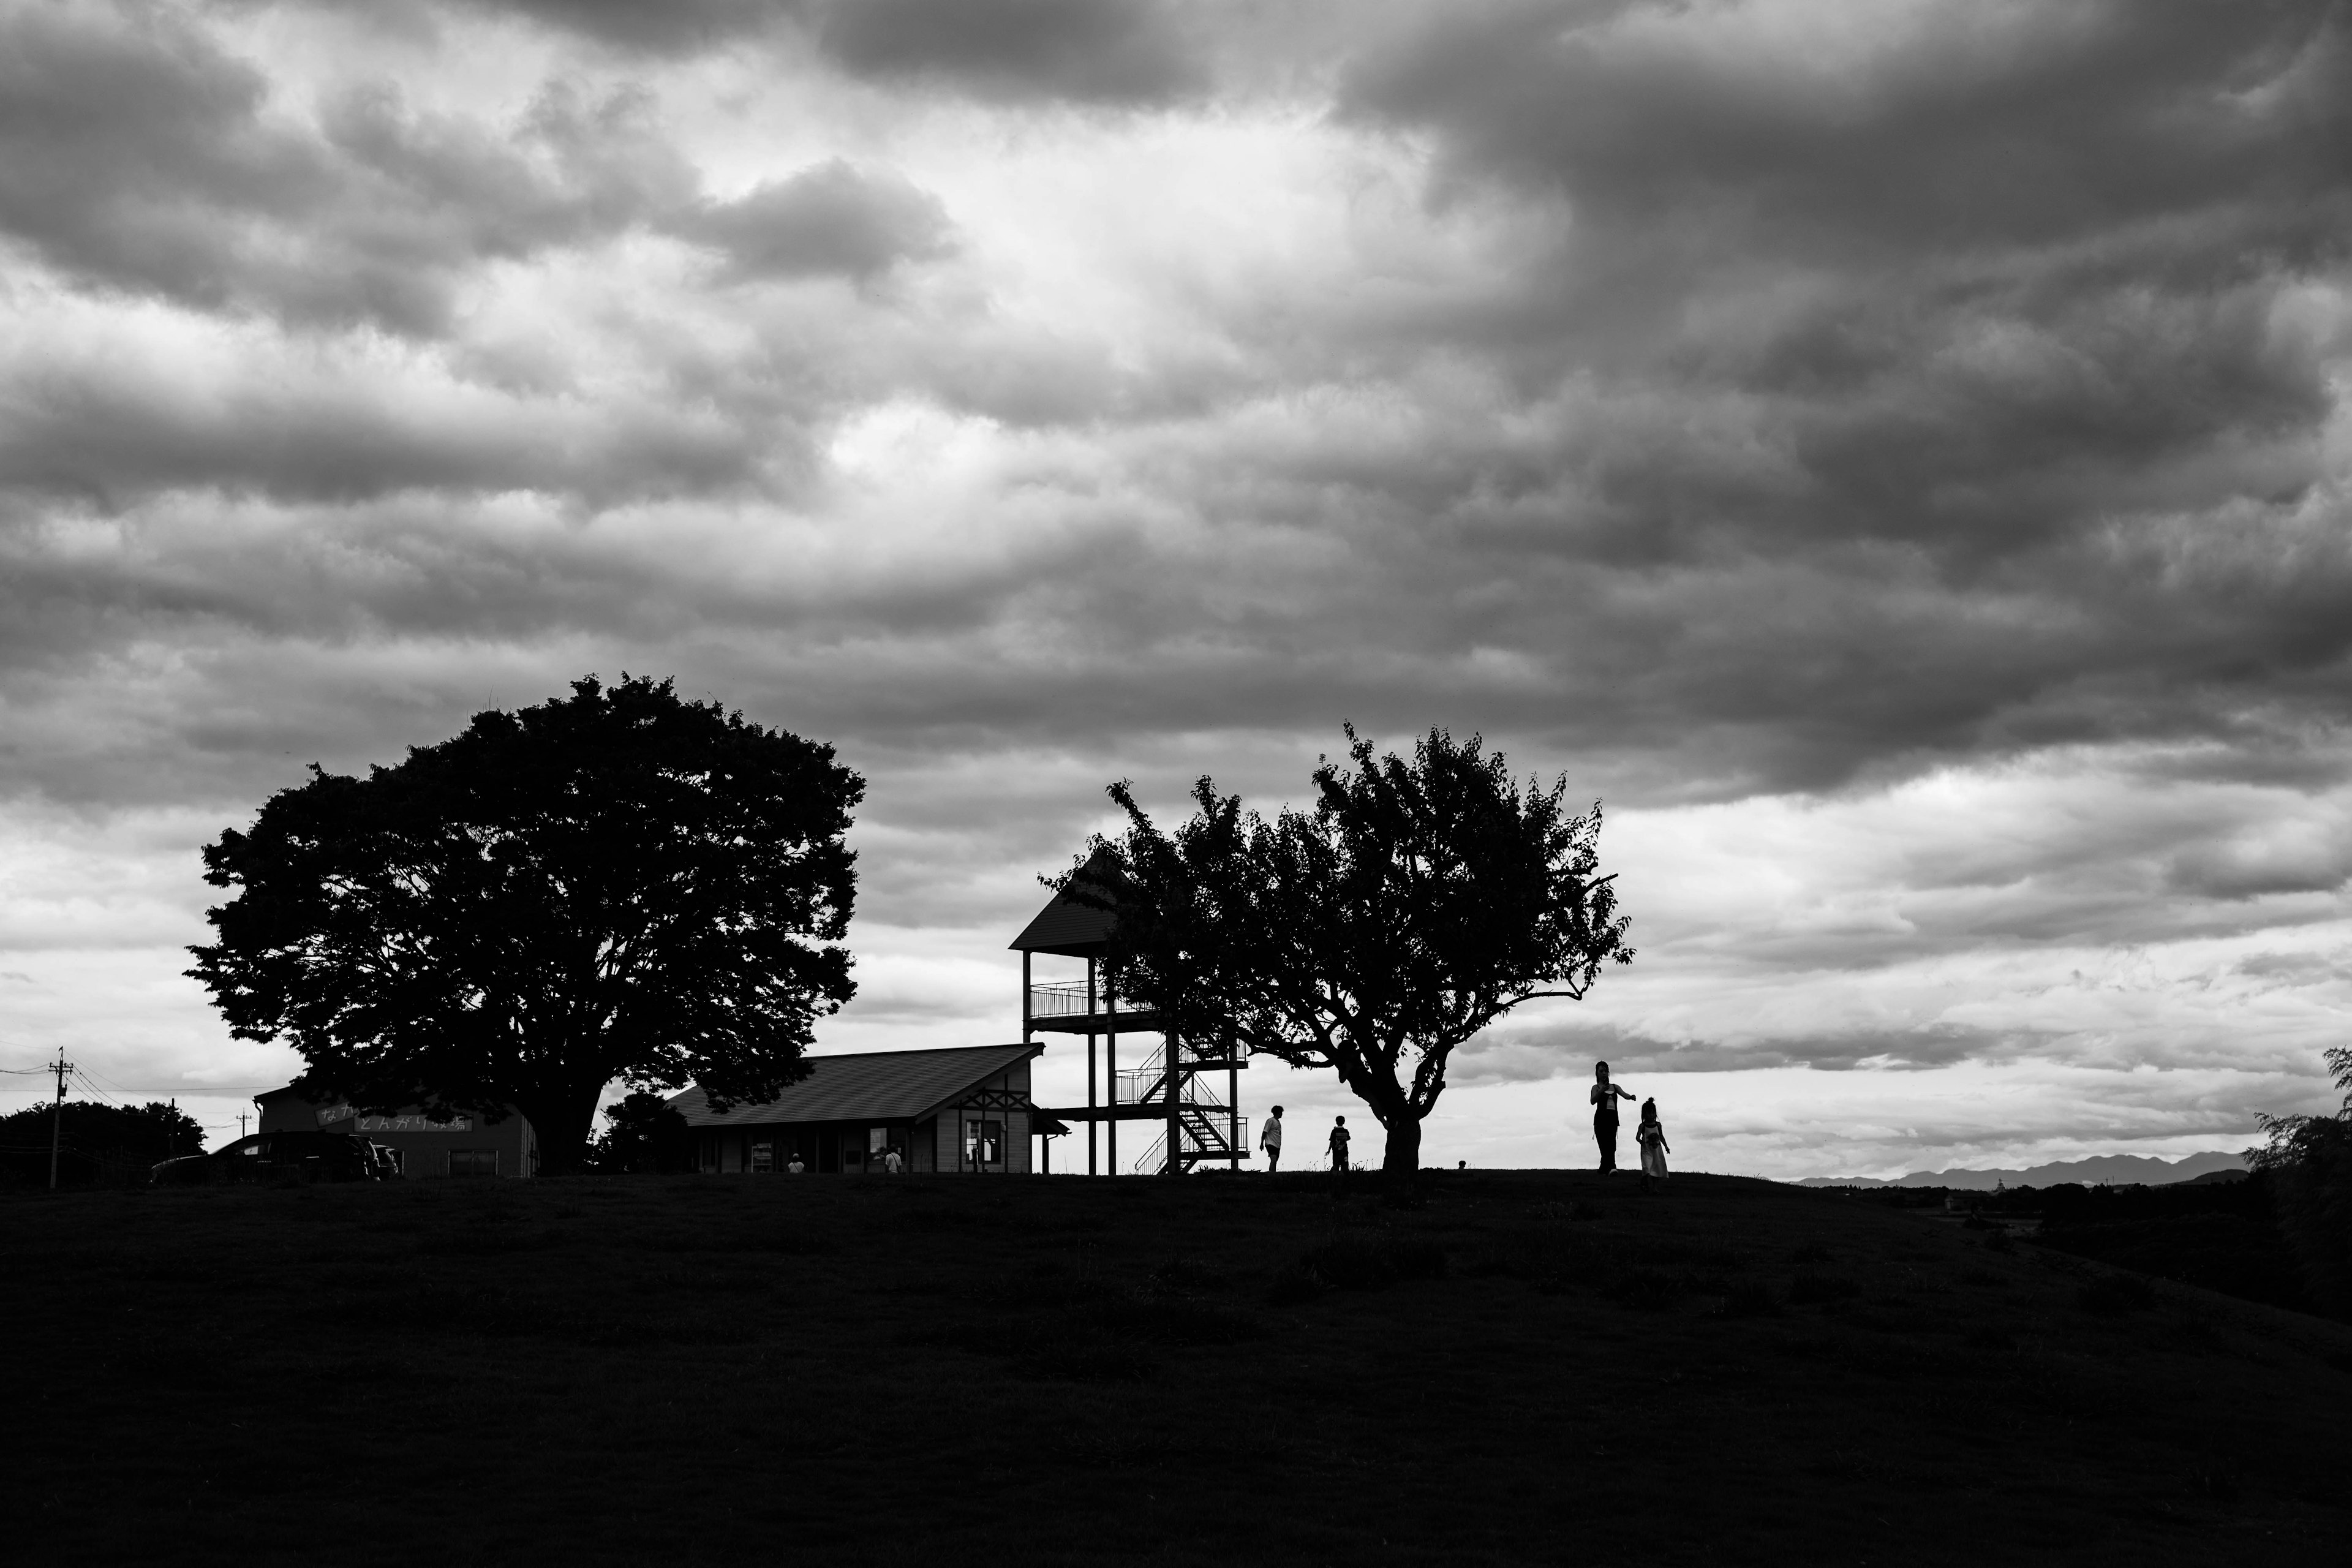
[{"left": 4, "top": 0, "right": 2350, "bottom": 1177}]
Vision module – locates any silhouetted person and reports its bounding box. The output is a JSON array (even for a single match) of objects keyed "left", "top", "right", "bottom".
[
  {"left": 1262, "top": 1104, "right": 1284, "bottom": 1172},
  {"left": 1591, "top": 1061, "right": 1634, "bottom": 1174},
  {"left": 1329, "top": 1114, "right": 1351, "bottom": 1173},
  {"left": 1636, "top": 1096, "right": 1670, "bottom": 1194},
  {"left": 786, "top": 1153, "right": 805, "bottom": 1174}
]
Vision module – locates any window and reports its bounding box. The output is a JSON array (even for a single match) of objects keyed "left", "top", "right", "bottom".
[
  {"left": 963, "top": 1120, "right": 1003, "bottom": 1167},
  {"left": 869, "top": 1127, "right": 891, "bottom": 1154},
  {"left": 449, "top": 1149, "right": 499, "bottom": 1177},
  {"left": 750, "top": 1140, "right": 774, "bottom": 1173}
]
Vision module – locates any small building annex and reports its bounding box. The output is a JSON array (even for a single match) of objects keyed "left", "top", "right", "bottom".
[
  {"left": 255, "top": 1083, "right": 537, "bottom": 1178},
  {"left": 666, "top": 1042, "right": 1044, "bottom": 1174}
]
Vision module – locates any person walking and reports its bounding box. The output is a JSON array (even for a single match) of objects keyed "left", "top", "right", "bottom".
[
  {"left": 884, "top": 1146, "right": 903, "bottom": 1175},
  {"left": 1261, "top": 1104, "right": 1285, "bottom": 1172},
  {"left": 1635, "top": 1098, "right": 1670, "bottom": 1194},
  {"left": 1328, "top": 1114, "right": 1351, "bottom": 1174},
  {"left": 1591, "top": 1061, "right": 1634, "bottom": 1174}
]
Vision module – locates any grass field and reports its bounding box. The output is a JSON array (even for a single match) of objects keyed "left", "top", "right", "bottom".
[{"left": 6, "top": 1169, "right": 2348, "bottom": 1567}]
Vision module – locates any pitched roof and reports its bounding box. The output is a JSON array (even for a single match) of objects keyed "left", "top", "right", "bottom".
[
  {"left": 1009, "top": 848, "right": 1126, "bottom": 956},
  {"left": 665, "top": 1043, "right": 1042, "bottom": 1128}
]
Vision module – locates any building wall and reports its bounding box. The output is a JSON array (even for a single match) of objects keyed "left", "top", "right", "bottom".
[
  {"left": 256, "top": 1090, "right": 536, "bottom": 1178},
  {"left": 696, "top": 1120, "right": 927, "bottom": 1174},
  {"left": 937, "top": 1062, "right": 1033, "bottom": 1175}
]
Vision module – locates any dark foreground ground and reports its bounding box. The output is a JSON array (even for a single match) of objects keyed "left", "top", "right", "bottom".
[{"left": 5, "top": 1169, "right": 2348, "bottom": 1567}]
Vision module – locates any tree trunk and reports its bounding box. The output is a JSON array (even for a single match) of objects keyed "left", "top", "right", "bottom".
[
  {"left": 522, "top": 1087, "right": 602, "bottom": 1177},
  {"left": 1381, "top": 1113, "right": 1422, "bottom": 1177}
]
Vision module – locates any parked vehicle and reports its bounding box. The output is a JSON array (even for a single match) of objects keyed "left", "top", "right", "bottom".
[{"left": 149, "top": 1131, "right": 385, "bottom": 1185}]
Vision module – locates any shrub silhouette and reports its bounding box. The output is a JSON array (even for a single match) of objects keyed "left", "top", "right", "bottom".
[{"left": 2250, "top": 1045, "right": 2352, "bottom": 1316}]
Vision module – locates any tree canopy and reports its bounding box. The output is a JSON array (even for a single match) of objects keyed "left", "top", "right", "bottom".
[
  {"left": 1072, "top": 726, "right": 1632, "bottom": 1175},
  {"left": 189, "top": 675, "right": 861, "bottom": 1174}
]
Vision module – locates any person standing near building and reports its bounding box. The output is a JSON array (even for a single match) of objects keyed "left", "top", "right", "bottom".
[
  {"left": 1329, "top": 1114, "right": 1351, "bottom": 1174},
  {"left": 1261, "top": 1104, "right": 1284, "bottom": 1172},
  {"left": 1591, "top": 1061, "right": 1634, "bottom": 1174},
  {"left": 884, "top": 1147, "right": 903, "bottom": 1175}
]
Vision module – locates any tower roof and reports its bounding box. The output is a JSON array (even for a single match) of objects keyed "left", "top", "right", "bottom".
[{"left": 1009, "top": 848, "right": 1126, "bottom": 956}]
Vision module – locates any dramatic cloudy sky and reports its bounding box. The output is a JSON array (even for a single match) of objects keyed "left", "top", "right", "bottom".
[{"left": 5, "top": 0, "right": 2351, "bottom": 1177}]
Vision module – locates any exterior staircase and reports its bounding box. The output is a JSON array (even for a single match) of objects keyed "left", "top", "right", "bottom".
[{"left": 1121, "top": 1042, "right": 1250, "bottom": 1173}]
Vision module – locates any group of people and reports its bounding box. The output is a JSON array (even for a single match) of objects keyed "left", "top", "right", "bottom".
[
  {"left": 1251, "top": 1061, "right": 1671, "bottom": 1189},
  {"left": 1250, "top": 1104, "right": 1357, "bottom": 1173},
  {"left": 1591, "top": 1060, "right": 1671, "bottom": 1191}
]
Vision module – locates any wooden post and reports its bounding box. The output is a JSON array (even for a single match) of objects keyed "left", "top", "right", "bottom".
[
  {"left": 1106, "top": 989, "right": 1118, "bottom": 1177},
  {"left": 1086, "top": 956, "right": 1098, "bottom": 1176},
  {"left": 1021, "top": 951, "right": 1033, "bottom": 1172},
  {"left": 47, "top": 1047, "right": 69, "bottom": 1191}
]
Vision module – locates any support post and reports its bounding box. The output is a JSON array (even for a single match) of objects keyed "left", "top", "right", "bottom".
[
  {"left": 1166, "top": 1031, "right": 1182, "bottom": 1178},
  {"left": 1229, "top": 1036, "right": 1240, "bottom": 1174},
  {"left": 1106, "top": 989, "right": 1118, "bottom": 1177},
  {"left": 47, "top": 1047, "right": 70, "bottom": 1191},
  {"left": 1087, "top": 956, "right": 1098, "bottom": 1177}
]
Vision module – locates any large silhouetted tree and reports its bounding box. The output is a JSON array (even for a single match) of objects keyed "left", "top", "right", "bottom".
[
  {"left": 189, "top": 676, "right": 861, "bottom": 1174},
  {"left": 1073, "top": 726, "right": 1632, "bottom": 1175}
]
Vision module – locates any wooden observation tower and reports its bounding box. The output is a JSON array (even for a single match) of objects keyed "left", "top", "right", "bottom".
[{"left": 1015, "top": 853, "right": 1248, "bottom": 1174}]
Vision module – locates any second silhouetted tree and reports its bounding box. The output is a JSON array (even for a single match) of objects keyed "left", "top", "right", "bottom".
[{"left": 1072, "top": 726, "right": 1632, "bottom": 1176}]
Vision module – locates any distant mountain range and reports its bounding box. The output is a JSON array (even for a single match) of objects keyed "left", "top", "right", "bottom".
[{"left": 1796, "top": 1149, "right": 2248, "bottom": 1191}]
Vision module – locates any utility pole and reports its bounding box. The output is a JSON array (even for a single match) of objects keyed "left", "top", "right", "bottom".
[{"left": 47, "top": 1046, "right": 70, "bottom": 1191}]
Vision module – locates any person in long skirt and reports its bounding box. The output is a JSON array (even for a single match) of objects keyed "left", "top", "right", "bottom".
[
  {"left": 1591, "top": 1061, "right": 1635, "bottom": 1173},
  {"left": 1636, "top": 1098, "right": 1671, "bottom": 1194}
]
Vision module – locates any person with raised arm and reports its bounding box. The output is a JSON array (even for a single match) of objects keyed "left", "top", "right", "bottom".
[{"left": 1590, "top": 1061, "right": 1634, "bottom": 1174}]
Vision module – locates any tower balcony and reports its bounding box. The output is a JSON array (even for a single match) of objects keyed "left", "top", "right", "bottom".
[{"left": 1024, "top": 981, "right": 1160, "bottom": 1035}]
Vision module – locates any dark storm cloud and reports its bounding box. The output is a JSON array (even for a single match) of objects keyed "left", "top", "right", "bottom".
[
  {"left": 0, "top": 6, "right": 700, "bottom": 334},
  {"left": 450, "top": 0, "right": 799, "bottom": 54},
  {"left": 431, "top": 0, "right": 1207, "bottom": 104},
  {"left": 4, "top": 0, "right": 2350, "bottom": 814},
  {"left": 0, "top": 7, "right": 326, "bottom": 312},
  {"left": 1160, "top": 0, "right": 2352, "bottom": 793},
  {"left": 685, "top": 160, "right": 956, "bottom": 282},
  {"left": 811, "top": 0, "right": 1207, "bottom": 104},
  {"left": 1345, "top": 1, "right": 2351, "bottom": 251}
]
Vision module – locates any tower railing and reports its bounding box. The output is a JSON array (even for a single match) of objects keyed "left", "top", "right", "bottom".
[{"left": 1027, "top": 982, "right": 1093, "bottom": 1019}]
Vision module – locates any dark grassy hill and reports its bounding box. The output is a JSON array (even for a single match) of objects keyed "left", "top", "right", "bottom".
[{"left": 4, "top": 1170, "right": 2346, "bottom": 1567}]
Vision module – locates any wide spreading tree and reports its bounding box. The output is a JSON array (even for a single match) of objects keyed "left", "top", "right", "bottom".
[
  {"left": 188, "top": 676, "right": 861, "bottom": 1174},
  {"left": 1072, "top": 726, "right": 1632, "bottom": 1175}
]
